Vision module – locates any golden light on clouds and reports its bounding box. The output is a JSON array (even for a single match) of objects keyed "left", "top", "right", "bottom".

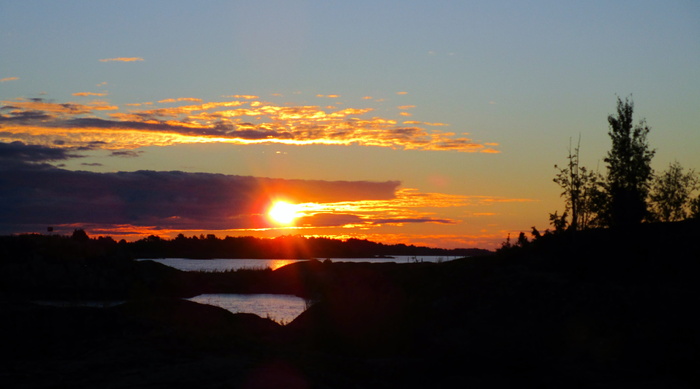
[
  {"left": 0, "top": 95, "right": 499, "bottom": 153},
  {"left": 259, "top": 189, "right": 534, "bottom": 231},
  {"left": 0, "top": 77, "right": 19, "bottom": 82}
]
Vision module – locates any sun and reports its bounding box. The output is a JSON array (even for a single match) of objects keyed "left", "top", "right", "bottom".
[{"left": 267, "top": 200, "right": 301, "bottom": 225}]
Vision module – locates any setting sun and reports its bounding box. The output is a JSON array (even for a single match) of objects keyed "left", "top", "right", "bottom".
[{"left": 268, "top": 200, "right": 301, "bottom": 225}]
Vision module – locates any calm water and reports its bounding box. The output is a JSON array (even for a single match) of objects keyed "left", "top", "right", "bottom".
[
  {"left": 135, "top": 256, "right": 458, "bottom": 323},
  {"left": 140, "top": 255, "right": 457, "bottom": 272},
  {"left": 186, "top": 293, "right": 307, "bottom": 324}
]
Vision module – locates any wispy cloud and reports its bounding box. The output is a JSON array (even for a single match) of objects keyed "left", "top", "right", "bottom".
[
  {"left": 158, "top": 97, "right": 203, "bottom": 103},
  {"left": 0, "top": 77, "right": 19, "bottom": 82},
  {"left": 99, "top": 57, "right": 144, "bottom": 62},
  {"left": 109, "top": 150, "right": 142, "bottom": 158},
  {"left": 0, "top": 96, "right": 499, "bottom": 153},
  {"left": 73, "top": 92, "right": 108, "bottom": 97},
  {"left": 222, "top": 95, "right": 259, "bottom": 100}
]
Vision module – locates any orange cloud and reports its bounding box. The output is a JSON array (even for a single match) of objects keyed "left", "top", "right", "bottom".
[
  {"left": 157, "top": 97, "right": 203, "bottom": 103},
  {"left": 1, "top": 96, "right": 499, "bottom": 153},
  {"left": 99, "top": 57, "right": 144, "bottom": 62},
  {"left": 396, "top": 91, "right": 408, "bottom": 95},
  {"left": 223, "top": 95, "right": 259, "bottom": 100},
  {"left": 72, "top": 92, "right": 108, "bottom": 97},
  {"left": 0, "top": 77, "right": 19, "bottom": 82},
  {"left": 397, "top": 105, "right": 416, "bottom": 110},
  {"left": 400, "top": 112, "right": 412, "bottom": 117}
]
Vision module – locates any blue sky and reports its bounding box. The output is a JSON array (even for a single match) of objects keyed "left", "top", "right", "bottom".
[{"left": 1, "top": 1, "right": 699, "bottom": 248}]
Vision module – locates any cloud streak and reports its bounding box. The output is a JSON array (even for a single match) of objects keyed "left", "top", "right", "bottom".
[
  {"left": 1, "top": 77, "right": 19, "bottom": 82},
  {"left": 73, "top": 92, "right": 108, "bottom": 97},
  {"left": 99, "top": 57, "right": 144, "bottom": 62},
  {"left": 0, "top": 96, "right": 500, "bottom": 153}
]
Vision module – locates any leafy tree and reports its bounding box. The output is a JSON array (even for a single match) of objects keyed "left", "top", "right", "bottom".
[
  {"left": 548, "top": 211, "right": 568, "bottom": 233},
  {"left": 603, "top": 97, "right": 655, "bottom": 227},
  {"left": 690, "top": 195, "right": 700, "bottom": 219},
  {"left": 71, "top": 228, "right": 90, "bottom": 242},
  {"left": 649, "top": 161, "right": 699, "bottom": 222},
  {"left": 553, "top": 138, "right": 605, "bottom": 230}
]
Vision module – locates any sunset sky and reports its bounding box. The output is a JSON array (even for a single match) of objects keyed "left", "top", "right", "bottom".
[{"left": 1, "top": 1, "right": 699, "bottom": 249}]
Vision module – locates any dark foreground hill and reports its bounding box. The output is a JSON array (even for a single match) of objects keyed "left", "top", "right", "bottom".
[{"left": 1, "top": 220, "right": 700, "bottom": 388}]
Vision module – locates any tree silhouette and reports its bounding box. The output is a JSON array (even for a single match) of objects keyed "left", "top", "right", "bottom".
[
  {"left": 603, "top": 97, "right": 655, "bottom": 227},
  {"left": 71, "top": 228, "right": 90, "bottom": 242},
  {"left": 649, "top": 161, "right": 699, "bottom": 222},
  {"left": 553, "top": 138, "right": 604, "bottom": 230}
]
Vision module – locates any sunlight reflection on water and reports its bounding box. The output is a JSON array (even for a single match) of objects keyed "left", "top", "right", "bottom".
[
  {"left": 140, "top": 258, "right": 305, "bottom": 271},
  {"left": 141, "top": 256, "right": 456, "bottom": 272}
]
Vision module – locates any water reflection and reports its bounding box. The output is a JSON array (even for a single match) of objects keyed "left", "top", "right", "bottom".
[
  {"left": 140, "top": 258, "right": 305, "bottom": 272},
  {"left": 187, "top": 293, "right": 307, "bottom": 324},
  {"left": 266, "top": 259, "right": 301, "bottom": 270},
  {"left": 141, "top": 256, "right": 457, "bottom": 272}
]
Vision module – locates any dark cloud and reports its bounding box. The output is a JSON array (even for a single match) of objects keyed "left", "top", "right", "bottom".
[
  {"left": 0, "top": 109, "right": 53, "bottom": 123},
  {"left": 109, "top": 150, "right": 142, "bottom": 158},
  {"left": 0, "top": 165, "right": 400, "bottom": 233},
  {"left": 0, "top": 141, "right": 80, "bottom": 165}
]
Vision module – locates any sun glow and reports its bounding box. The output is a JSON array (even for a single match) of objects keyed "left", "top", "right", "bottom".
[{"left": 268, "top": 201, "right": 301, "bottom": 225}]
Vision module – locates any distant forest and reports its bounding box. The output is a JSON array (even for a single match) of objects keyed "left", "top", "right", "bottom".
[{"left": 2, "top": 230, "right": 491, "bottom": 261}]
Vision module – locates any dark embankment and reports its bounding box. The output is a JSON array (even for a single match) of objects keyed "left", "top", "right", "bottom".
[{"left": 2, "top": 220, "right": 700, "bottom": 388}]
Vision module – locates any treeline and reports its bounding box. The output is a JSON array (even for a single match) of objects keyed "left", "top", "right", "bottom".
[
  {"left": 551, "top": 96, "right": 700, "bottom": 231},
  {"left": 505, "top": 96, "right": 699, "bottom": 250},
  {"left": 1, "top": 230, "right": 491, "bottom": 262}
]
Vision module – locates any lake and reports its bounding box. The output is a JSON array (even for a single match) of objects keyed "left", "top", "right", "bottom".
[
  {"left": 186, "top": 293, "right": 308, "bottom": 324},
  {"left": 140, "top": 255, "right": 458, "bottom": 272},
  {"left": 137, "top": 256, "right": 459, "bottom": 323}
]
